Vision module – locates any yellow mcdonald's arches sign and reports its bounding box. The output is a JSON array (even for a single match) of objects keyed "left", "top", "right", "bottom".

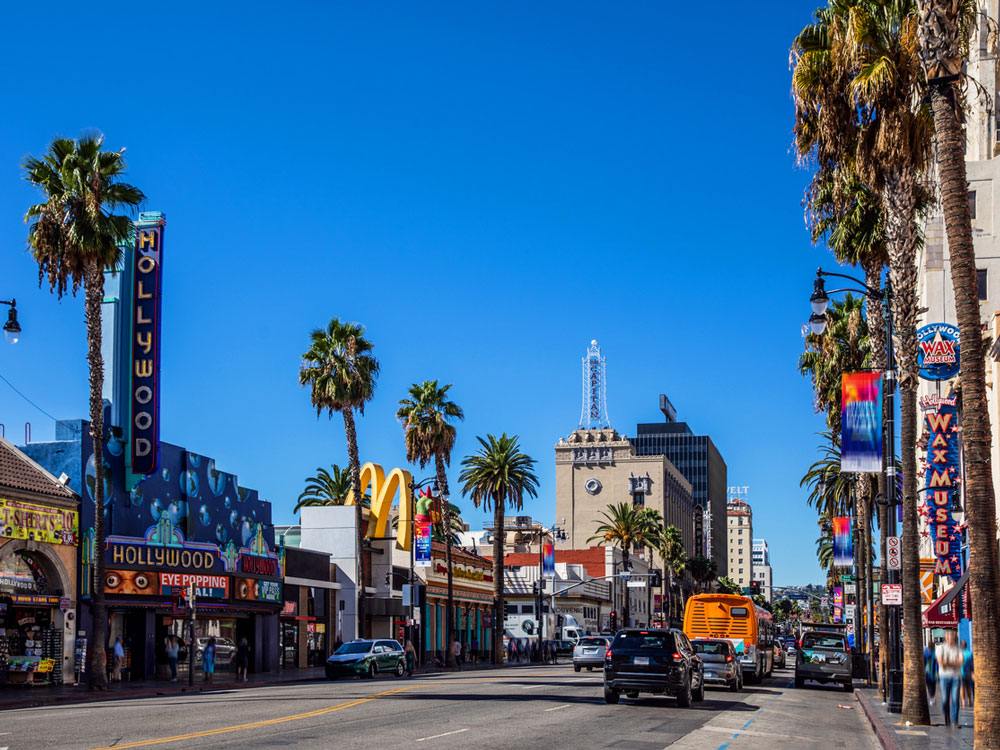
[{"left": 344, "top": 463, "right": 414, "bottom": 550}]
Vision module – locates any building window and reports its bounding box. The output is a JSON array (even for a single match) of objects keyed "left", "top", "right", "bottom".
[
  {"left": 978, "top": 269, "right": 988, "bottom": 301},
  {"left": 969, "top": 190, "right": 977, "bottom": 219}
]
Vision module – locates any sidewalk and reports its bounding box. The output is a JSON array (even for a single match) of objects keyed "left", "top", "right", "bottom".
[
  {"left": 0, "top": 657, "right": 554, "bottom": 711},
  {"left": 856, "top": 687, "right": 973, "bottom": 749}
]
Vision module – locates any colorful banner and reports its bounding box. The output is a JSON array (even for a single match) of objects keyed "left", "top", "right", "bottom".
[
  {"left": 159, "top": 572, "right": 229, "bottom": 599},
  {"left": 415, "top": 520, "right": 431, "bottom": 568},
  {"left": 841, "top": 373, "right": 883, "bottom": 473},
  {"left": 917, "top": 324, "right": 960, "bottom": 381},
  {"left": 0, "top": 497, "right": 78, "bottom": 546},
  {"left": 832, "top": 516, "right": 853, "bottom": 567},
  {"left": 542, "top": 541, "right": 555, "bottom": 578},
  {"left": 919, "top": 395, "right": 962, "bottom": 581}
]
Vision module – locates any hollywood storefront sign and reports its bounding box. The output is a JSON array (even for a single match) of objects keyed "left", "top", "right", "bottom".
[
  {"left": 917, "top": 323, "right": 960, "bottom": 381},
  {"left": 919, "top": 394, "right": 962, "bottom": 581},
  {"left": 0, "top": 498, "right": 78, "bottom": 546},
  {"left": 159, "top": 573, "right": 229, "bottom": 599},
  {"left": 129, "top": 219, "right": 164, "bottom": 476}
]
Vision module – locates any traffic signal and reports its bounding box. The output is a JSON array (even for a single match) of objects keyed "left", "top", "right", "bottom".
[
  {"left": 609, "top": 611, "right": 617, "bottom": 632},
  {"left": 556, "top": 614, "right": 564, "bottom": 629},
  {"left": 750, "top": 580, "right": 761, "bottom": 596},
  {"left": 650, "top": 570, "right": 662, "bottom": 588}
]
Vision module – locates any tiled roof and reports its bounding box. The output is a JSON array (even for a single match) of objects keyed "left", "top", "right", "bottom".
[
  {"left": 484, "top": 547, "right": 608, "bottom": 578},
  {"left": 0, "top": 437, "right": 76, "bottom": 500}
]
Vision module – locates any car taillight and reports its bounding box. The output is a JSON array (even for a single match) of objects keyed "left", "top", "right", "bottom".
[
  {"left": 672, "top": 652, "right": 682, "bottom": 661},
  {"left": 725, "top": 654, "right": 733, "bottom": 663},
  {"left": 605, "top": 649, "right": 612, "bottom": 659}
]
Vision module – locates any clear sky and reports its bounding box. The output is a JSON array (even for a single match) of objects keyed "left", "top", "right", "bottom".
[{"left": 0, "top": 1, "right": 835, "bottom": 585}]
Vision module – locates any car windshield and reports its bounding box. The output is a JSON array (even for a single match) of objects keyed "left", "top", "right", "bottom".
[
  {"left": 802, "top": 634, "right": 846, "bottom": 650},
  {"left": 612, "top": 632, "right": 675, "bottom": 650},
  {"left": 335, "top": 642, "right": 371, "bottom": 655},
  {"left": 692, "top": 641, "right": 728, "bottom": 655},
  {"left": 578, "top": 638, "right": 606, "bottom": 647}
]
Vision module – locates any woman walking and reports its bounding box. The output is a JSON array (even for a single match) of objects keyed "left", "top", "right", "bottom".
[
  {"left": 202, "top": 638, "right": 217, "bottom": 685},
  {"left": 165, "top": 636, "right": 179, "bottom": 682},
  {"left": 235, "top": 637, "right": 250, "bottom": 683}
]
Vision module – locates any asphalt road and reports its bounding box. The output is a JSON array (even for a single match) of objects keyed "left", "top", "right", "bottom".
[{"left": 1, "top": 664, "right": 878, "bottom": 749}]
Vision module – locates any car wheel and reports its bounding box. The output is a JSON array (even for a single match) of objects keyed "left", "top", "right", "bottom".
[
  {"left": 729, "top": 676, "right": 739, "bottom": 692},
  {"left": 692, "top": 672, "right": 705, "bottom": 702},
  {"left": 795, "top": 676, "right": 804, "bottom": 689},
  {"left": 395, "top": 660, "right": 405, "bottom": 677},
  {"left": 676, "top": 677, "right": 692, "bottom": 708},
  {"left": 587, "top": 666, "right": 593, "bottom": 672},
  {"left": 367, "top": 662, "right": 376, "bottom": 679},
  {"left": 843, "top": 681, "right": 854, "bottom": 693},
  {"left": 574, "top": 664, "right": 581, "bottom": 673},
  {"left": 604, "top": 685, "right": 620, "bottom": 705}
]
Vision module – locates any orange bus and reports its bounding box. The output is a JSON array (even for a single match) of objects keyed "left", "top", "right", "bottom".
[{"left": 682, "top": 593, "right": 774, "bottom": 682}]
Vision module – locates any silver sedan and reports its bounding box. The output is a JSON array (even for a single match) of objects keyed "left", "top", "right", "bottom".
[{"left": 572, "top": 637, "right": 611, "bottom": 672}]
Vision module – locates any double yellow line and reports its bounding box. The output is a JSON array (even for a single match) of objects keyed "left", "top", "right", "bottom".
[{"left": 91, "top": 673, "right": 555, "bottom": 749}]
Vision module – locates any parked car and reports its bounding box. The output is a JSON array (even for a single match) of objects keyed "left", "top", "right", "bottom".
[
  {"left": 691, "top": 638, "right": 742, "bottom": 692},
  {"left": 603, "top": 628, "right": 705, "bottom": 707},
  {"left": 194, "top": 637, "right": 235, "bottom": 666},
  {"left": 773, "top": 643, "right": 786, "bottom": 669},
  {"left": 795, "top": 631, "right": 852, "bottom": 691},
  {"left": 573, "top": 637, "right": 611, "bottom": 672},
  {"left": 326, "top": 639, "right": 406, "bottom": 679}
]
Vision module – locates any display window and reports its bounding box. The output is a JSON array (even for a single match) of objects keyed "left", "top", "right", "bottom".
[{"left": 157, "top": 616, "right": 243, "bottom": 675}]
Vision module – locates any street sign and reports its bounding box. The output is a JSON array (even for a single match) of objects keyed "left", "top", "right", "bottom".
[
  {"left": 882, "top": 583, "right": 902, "bottom": 605},
  {"left": 821, "top": 596, "right": 829, "bottom": 608},
  {"left": 887, "top": 536, "right": 901, "bottom": 570},
  {"left": 626, "top": 581, "right": 646, "bottom": 588},
  {"left": 845, "top": 584, "right": 856, "bottom": 595},
  {"left": 840, "top": 575, "right": 855, "bottom": 582}
]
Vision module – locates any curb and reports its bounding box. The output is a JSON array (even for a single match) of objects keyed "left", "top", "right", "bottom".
[{"left": 855, "top": 689, "right": 900, "bottom": 750}]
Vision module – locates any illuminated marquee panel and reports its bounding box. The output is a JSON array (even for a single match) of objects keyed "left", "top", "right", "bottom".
[{"left": 130, "top": 218, "right": 164, "bottom": 475}]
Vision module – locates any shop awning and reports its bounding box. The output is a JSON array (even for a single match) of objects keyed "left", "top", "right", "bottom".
[{"left": 922, "top": 568, "right": 969, "bottom": 628}]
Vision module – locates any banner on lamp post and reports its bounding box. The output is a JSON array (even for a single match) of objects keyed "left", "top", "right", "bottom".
[
  {"left": 832, "top": 516, "right": 853, "bottom": 567},
  {"left": 542, "top": 541, "right": 555, "bottom": 578},
  {"left": 841, "top": 373, "right": 883, "bottom": 473},
  {"left": 415, "top": 520, "right": 431, "bottom": 568}
]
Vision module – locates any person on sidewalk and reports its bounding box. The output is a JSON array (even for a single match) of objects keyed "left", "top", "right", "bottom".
[
  {"left": 924, "top": 641, "right": 938, "bottom": 707},
  {"left": 470, "top": 636, "right": 479, "bottom": 665},
  {"left": 235, "top": 637, "right": 250, "bottom": 683},
  {"left": 202, "top": 637, "right": 217, "bottom": 685},
  {"left": 165, "top": 636, "right": 179, "bottom": 682},
  {"left": 112, "top": 636, "right": 125, "bottom": 682},
  {"left": 404, "top": 639, "right": 416, "bottom": 676},
  {"left": 452, "top": 638, "right": 462, "bottom": 670},
  {"left": 961, "top": 639, "right": 974, "bottom": 708},
  {"left": 936, "top": 629, "right": 964, "bottom": 727}
]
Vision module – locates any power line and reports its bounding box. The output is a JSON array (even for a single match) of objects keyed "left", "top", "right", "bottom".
[{"left": 0, "top": 370, "right": 81, "bottom": 434}]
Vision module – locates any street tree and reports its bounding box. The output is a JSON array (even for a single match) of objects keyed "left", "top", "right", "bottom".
[
  {"left": 588, "top": 503, "right": 662, "bottom": 627},
  {"left": 459, "top": 434, "right": 539, "bottom": 664},
  {"left": 294, "top": 464, "right": 363, "bottom": 512},
  {"left": 23, "top": 132, "right": 146, "bottom": 691},
  {"left": 658, "top": 525, "right": 688, "bottom": 623},
  {"left": 685, "top": 555, "right": 718, "bottom": 594},
  {"left": 299, "top": 318, "right": 379, "bottom": 639},
  {"left": 397, "top": 380, "right": 464, "bottom": 666}
]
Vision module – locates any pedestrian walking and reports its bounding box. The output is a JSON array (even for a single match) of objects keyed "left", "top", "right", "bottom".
[
  {"left": 235, "top": 636, "right": 250, "bottom": 682},
  {"left": 936, "top": 629, "right": 964, "bottom": 727},
  {"left": 203, "top": 637, "right": 217, "bottom": 684},
  {"left": 404, "top": 639, "right": 416, "bottom": 676},
  {"left": 452, "top": 637, "right": 462, "bottom": 670},
  {"left": 961, "top": 639, "right": 974, "bottom": 708},
  {"left": 165, "top": 635, "right": 179, "bottom": 682},
  {"left": 470, "top": 636, "right": 479, "bottom": 664},
  {"left": 112, "top": 636, "right": 125, "bottom": 682},
  {"left": 924, "top": 641, "right": 938, "bottom": 706}
]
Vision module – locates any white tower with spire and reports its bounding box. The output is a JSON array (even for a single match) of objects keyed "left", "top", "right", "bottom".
[{"left": 579, "top": 339, "right": 611, "bottom": 430}]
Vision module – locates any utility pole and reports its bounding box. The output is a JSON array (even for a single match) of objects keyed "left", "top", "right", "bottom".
[{"left": 187, "top": 583, "right": 196, "bottom": 687}]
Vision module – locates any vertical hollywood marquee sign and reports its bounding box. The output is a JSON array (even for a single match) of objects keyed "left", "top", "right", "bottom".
[
  {"left": 130, "top": 220, "right": 164, "bottom": 475},
  {"left": 921, "top": 395, "right": 962, "bottom": 581}
]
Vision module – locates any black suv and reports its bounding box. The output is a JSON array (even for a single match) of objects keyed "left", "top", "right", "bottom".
[{"left": 603, "top": 628, "right": 705, "bottom": 706}]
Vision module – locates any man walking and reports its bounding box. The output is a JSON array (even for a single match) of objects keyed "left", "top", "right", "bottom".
[
  {"left": 452, "top": 637, "right": 462, "bottom": 671},
  {"left": 112, "top": 636, "right": 125, "bottom": 682},
  {"left": 936, "top": 629, "right": 964, "bottom": 727},
  {"left": 165, "top": 636, "right": 179, "bottom": 682}
]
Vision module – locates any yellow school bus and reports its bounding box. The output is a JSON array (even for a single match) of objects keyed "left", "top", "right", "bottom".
[{"left": 683, "top": 593, "right": 774, "bottom": 682}]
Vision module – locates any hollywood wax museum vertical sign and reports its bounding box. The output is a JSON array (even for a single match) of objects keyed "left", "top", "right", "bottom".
[
  {"left": 841, "top": 373, "right": 883, "bottom": 473},
  {"left": 130, "top": 219, "right": 164, "bottom": 475},
  {"left": 920, "top": 394, "right": 962, "bottom": 581}
]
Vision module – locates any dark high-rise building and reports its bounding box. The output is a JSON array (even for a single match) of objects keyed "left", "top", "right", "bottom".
[{"left": 631, "top": 395, "right": 728, "bottom": 577}]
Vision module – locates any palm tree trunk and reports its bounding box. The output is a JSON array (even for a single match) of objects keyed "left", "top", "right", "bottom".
[
  {"left": 928, "top": 80, "right": 1000, "bottom": 747},
  {"left": 623, "top": 545, "right": 631, "bottom": 627},
  {"left": 343, "top": 408, "right": 367, "bottom": 640},
  {"left": 435, "top": 453, "right": 455, "bottom": 667},
  {"left": 664, "top": 563, "right": 671, "bottom": 627},
  {"left": 84, "top": 264, "right": 109, "bottom": 691},
  {"left": 884, "top": 167, "right": 930, "bottom": 725},
  {"left": 492, "top": 494, "right": 504, "bottom": 664},
  {"left": 878, "top": 485, "right": 889, "bottom": 699}
]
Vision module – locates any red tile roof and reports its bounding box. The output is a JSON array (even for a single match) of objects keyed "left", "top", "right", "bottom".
[
  {"left": 0, "top": 438, "right": 76, "bottom": 500},
  {"left": 482, "top": 547, "right": 608, "bottom": 578}
]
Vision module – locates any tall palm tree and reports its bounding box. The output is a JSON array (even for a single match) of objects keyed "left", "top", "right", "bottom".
[
  {"left": 397, "top": 380, "right": 464, "bottom": 665},
  {"left": 685, "top": 555, "right": 718, "bottom": 594},
  {"left": 299, "top": 318, "right": 379, "bottom": 639},
  {"left": 459, "top": 434, "right": 539, "bottom": 664},
  {"left": 658, "top": 525, "right": 688, "bottom": 625},
  {"left": 295, "top": 464, "right": 365, "bottom": 512},
  {"left": 588, "top": 503, "right": 662, "bottom": 628},
  {"left": 918, "top": 5, "right": 1000, "bottom": 744},
  {"left": 23, "top": 132, "right": 145, "bottom": 691}
]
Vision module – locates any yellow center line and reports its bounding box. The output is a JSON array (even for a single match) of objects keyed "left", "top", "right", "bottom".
[{"left": 88, "top": 673, "right": 560, "bottom": 749}]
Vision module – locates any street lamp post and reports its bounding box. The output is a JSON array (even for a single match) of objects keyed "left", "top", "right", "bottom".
[
  {"left": 1, "top": 299, "right": 21, "bottom": 344},
  {"left": 535, "top": 522, "right": 566, "bottom": 661},
  {"left": 809, "top": 268, "right": 902, "bottom": 712},
  {"left": 407, "top": 476, "right": 439, "bottom": 668}
]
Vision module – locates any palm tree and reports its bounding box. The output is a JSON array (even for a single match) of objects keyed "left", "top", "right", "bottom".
[
  {"left": 299, "top": 318, "right": 379, "bottom": 639},
  {"left": 294, "top": 464, "right": 355, "bottom": 512},
  {"left": 717, "top": 576, "right": 741, "bottom": 595},
  {"left": 459, "top": 434, "right": 539, "bottom": 664},
  {"left": 658, "top": 525, "right": 688, "bottom": 625},
  {"left": 397, "top": 380, "right": 464, "bottom": 665},
  {"left": 918, "top": 5, "right": 1000, "bottom": 744},
  {"left": 588, "top": 503, "right": 662, "bottom": 627},
  {"left": 23, "top": 132, "right": 145, "bottom": 691},
  {"left": 685, "top": 555, "right": 718, "bottom": 594}
]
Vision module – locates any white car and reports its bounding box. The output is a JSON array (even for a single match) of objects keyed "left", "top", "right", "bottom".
[{"left": 572, "top": 636, "right": 610, "bottom": 672}]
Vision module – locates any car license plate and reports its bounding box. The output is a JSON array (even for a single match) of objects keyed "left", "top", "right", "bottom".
[
  {"left": 584, "top": 648, "right": 596, "bottom": 653},
  {"left": 633, "top": 656, "right": 649, "bottom": 666},
  {"left": 705, "top": 671, "right": 716, "bottom": 679}
]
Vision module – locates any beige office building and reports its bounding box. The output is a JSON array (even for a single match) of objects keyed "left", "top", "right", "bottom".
[{"left": 727, "top": 499, "right": 753, "bottom": 590}]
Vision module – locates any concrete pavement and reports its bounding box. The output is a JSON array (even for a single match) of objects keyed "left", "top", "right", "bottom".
[{"left": 0, "top": 664, "right": 878, "bottom": 749}]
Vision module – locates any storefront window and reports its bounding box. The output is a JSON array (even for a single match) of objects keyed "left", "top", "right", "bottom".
[{"left": 158, "top": 616, "right": 242, "bottom": 675}]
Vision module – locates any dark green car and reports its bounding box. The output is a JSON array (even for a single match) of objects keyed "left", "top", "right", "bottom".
[{"left": 326, "top": 639, "right": 407, "bottom": 679}]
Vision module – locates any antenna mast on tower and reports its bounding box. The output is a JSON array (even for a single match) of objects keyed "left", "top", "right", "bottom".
[{"left": 579, "top": 340, "right": 611, "bottom": 430}]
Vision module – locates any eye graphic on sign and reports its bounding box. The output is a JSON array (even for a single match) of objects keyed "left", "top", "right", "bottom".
[
  {"left": 584, "top": 478, "right": 602, "bottom": 495},
  {"left": 105, "top": 570, "right": 157, "bottom": 595}
]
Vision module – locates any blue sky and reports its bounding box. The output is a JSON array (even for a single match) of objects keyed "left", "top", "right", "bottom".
[{"left": 0, "top": 1, "right": 835, "bottom": 585}]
